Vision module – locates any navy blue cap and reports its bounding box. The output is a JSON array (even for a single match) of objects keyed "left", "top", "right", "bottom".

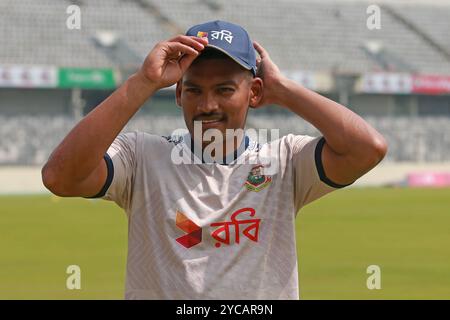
[{"left": 186, "top": 20, "right": 257, "bottom": 76}]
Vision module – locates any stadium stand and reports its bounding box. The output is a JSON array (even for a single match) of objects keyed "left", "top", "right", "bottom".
[
  {"left": 0, "top": 0, "right": 168, "bottom": 67},
  {"left": 1, "top": 0, "right": 449, "bottom": 73},
  {"left": 153, "top": 0, "right": 450, "bottom": 74},
  {"left": 1, "top": 114, "right": 450, "bottom": 165}
]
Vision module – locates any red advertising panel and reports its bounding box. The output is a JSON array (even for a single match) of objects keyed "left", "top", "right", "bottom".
[{"left": 412, "top": 75, "right": 450, "bottom": 94}]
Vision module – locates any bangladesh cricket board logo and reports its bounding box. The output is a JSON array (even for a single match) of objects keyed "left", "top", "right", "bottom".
[{"left": 244, "top": 165, "right": 272, "bottom": 192}]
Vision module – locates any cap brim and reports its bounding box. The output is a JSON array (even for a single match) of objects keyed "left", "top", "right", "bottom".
[{"left": 205, "top": 44, "right": 253, "bottom": 72}]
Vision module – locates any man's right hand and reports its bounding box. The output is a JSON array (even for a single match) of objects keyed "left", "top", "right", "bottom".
[{"left": 137, "top": 35, "right": 208, "bottom": 90}]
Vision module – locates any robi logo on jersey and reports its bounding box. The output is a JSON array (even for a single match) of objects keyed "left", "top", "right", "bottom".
[{"left": 174, "top": 208, "right": 261, "bottom": 249}]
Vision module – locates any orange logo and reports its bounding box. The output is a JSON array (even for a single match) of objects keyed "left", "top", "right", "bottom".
[{"left": 175, "top": 210, "right": 202, "bottom": 249}]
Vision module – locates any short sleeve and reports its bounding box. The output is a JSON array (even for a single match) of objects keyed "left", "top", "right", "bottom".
[
  {"left": 101, "top": 132, "right": 138, "bottom": 211},
  {"left": 285, "top": 134, "right": 351, "bottom": 213}
]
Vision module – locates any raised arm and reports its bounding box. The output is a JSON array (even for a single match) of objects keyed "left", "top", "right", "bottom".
[
  {"left": 42, "top": 36, "right": 207, "bottom": 197},
  {"left": 252, "top": 41, "right": 387, "bottom": 185}
]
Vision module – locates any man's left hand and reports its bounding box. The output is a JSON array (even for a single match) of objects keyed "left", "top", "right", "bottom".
[{"left": 252, "top": 41, "right": 285, "bottom": 108}]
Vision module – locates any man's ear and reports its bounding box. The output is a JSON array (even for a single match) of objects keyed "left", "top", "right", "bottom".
[
  {"left": 175, "top": 80, "right": 182, "bottom": 107},
  {"left": 249, "top": 77, "right": 263, "bottom": 108}
]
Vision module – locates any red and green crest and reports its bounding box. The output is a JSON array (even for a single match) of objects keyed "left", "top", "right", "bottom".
[{"left": 245, "top": 165, "right": 272, "bottom": 192}]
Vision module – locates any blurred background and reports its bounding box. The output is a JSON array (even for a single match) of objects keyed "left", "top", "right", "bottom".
[{"left": 0, "top": 0, "right": 449, "bottom": 299}]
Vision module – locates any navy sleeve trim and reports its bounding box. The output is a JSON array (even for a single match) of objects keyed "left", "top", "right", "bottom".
[
  {"left": 86, "top": 153, "right": 114, "bottom": 198},
  {"left": 314, "top": 137, "right": 353, "bottom": 189}
]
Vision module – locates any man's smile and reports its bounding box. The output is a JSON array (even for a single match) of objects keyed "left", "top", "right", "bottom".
[{"left": 193, "top": 114, "right": 227, "bottom": 127}]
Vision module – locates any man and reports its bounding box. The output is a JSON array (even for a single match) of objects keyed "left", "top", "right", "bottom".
[{"left": 42, "top": 20, "right": 387, "bottom": 299}]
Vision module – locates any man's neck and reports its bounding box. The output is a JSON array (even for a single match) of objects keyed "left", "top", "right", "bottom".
[{"left": 189, "top": 134, "right": 249, "bottom": 164}]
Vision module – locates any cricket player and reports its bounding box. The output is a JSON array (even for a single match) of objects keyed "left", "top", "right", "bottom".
[{"left": 42, "top": 20, "right": 387, "bottom": 299}]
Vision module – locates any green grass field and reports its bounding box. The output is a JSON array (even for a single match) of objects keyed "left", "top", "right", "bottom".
[{"left": 1, "top": 187, "right": 449, "bottom": 299}]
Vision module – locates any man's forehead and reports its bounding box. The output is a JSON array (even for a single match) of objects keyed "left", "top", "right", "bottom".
[
  {"left": 182, "top": 78, "right": 238, "bottom": 87},
  {"left": 183, "top": 59, "right": 250, "bottom": 85}
]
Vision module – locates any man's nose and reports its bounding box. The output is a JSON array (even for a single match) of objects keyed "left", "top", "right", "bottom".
[{"left": 197, "top": 92, "right": 219, "bottom": 113}]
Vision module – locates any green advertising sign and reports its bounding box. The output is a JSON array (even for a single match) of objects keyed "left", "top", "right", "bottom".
[{"left": 58, "top": 68, "right": 116, "bottom": 89}]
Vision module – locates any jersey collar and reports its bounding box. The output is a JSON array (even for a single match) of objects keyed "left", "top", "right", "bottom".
[{"left": 184, "top": 133, "right": 250, "bottom": 165}]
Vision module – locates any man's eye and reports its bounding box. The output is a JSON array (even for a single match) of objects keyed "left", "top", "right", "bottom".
[
  {"left": 186, "top": 88, "right": 201, "bottom": 94},
  {"left": 218, "top": 87, "right": 234, "bottom": 93}
]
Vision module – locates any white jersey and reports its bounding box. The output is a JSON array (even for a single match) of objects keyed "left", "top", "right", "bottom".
[{"left": 99, "top": 131, "right": 346, "bottom": 299}]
